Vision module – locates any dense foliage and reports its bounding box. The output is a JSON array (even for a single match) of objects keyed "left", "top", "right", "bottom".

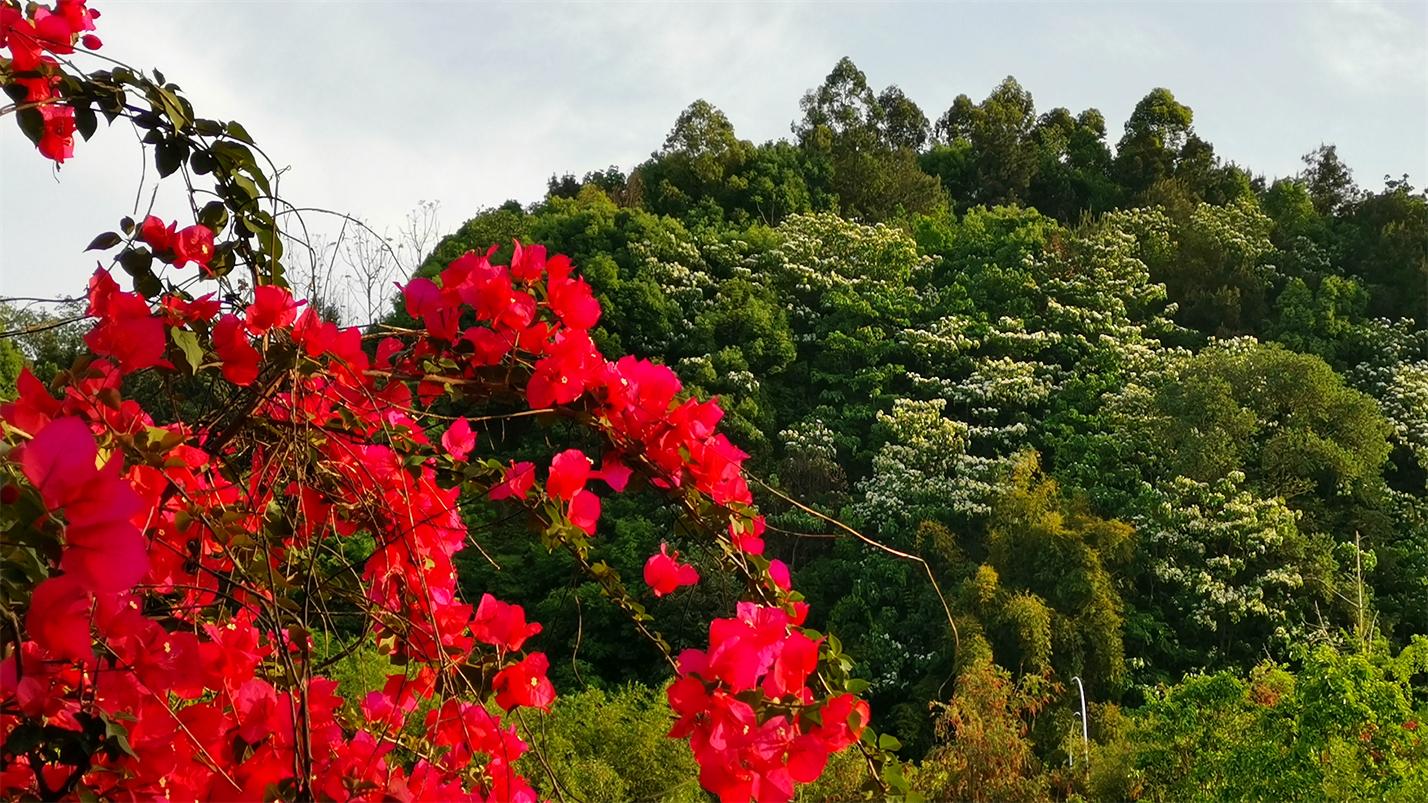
[
  {"left": 433, "top": 58, "right": 1427, "bottom": 798},
  {"left": 3, "top": 9, "right": 1425, "bottom": 802}
]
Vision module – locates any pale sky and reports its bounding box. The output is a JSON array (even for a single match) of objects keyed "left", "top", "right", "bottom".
[{"left": 2, "top": 0, "right": 1425, "bottom": 302}]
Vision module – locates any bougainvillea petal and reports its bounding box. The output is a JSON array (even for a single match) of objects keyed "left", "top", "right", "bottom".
[
  {"left": 489, "top": 461, "right": 536, "bottom": 501},
  {"left": 25, "top": 575, "right": 94, "bottom": 662},
  {"left": 212, "top": 313, "right": 259, "bottom": 385},
  {"left": 441, "top": 416, "right": 476, "bottom": 462},
  {"left": 20, "top": 416, "right": 97, "bottom": 509},
  {"left": 567, "top": 489, "right": 601, "bottom": 536}
]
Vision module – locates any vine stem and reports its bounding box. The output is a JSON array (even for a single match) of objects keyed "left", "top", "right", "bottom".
[{"left": 751, "top": 476, "right": 961, "bottom": 660}]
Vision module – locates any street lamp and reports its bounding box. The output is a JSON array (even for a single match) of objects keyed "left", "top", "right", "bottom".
[{"left": 1070, "top": 676, "right": 1089, "bottom": 769}]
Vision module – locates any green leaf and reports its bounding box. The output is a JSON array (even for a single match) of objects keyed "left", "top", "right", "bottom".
[
  {"left": 104, "top": 718, "right": 138, "bottom": 759},
  {"left": 15, "top": 107, "right": 44, "bottom": 147},
  {"left": 117, "top": 248, "right": 154, "bottom": 276},
  {"left": 170, "top": 327, "right": 203, "bottom": 374},
  {"left": 155, "top": 139, "right": 186, "bottom": 178},
  {"left": 189, "top": 148, "right": 215, "bottom": 175},
  {"left": 86, "top": 231, "right": 123, "bottom": 252},
  {"left": 210, "top": 140, "right": 257, "bottom": 172},
  {"left": 153, "top": 85, "right": 190, "bottom": 130},
  {"left": 229, "top": 174, "right": 260, "bottom": 206},
  {"left": 878, "top": 733, "right": 903, "bottom": 752},
  {"left": 844, "top": 678, "right": 871, "bottom": 695},
  {"left": 72, "top": 104, "right": 98, "bottom": 141},
  {"left": 3, "top": 722, "right": 45, "bottom": 755},
  {"left": 198, "top": 201, "right": 229, "bottom": 232},
  {"left": 206, "top": 243, "right": 235, "bottom": 278},
  {"left": 132, "top": 110, "right": 162, "bottom": 130},
  {"left": 226, "top": 120, "right": 255, "bottom": 144},
  {"left": 881, "top": 759, "right": 910, "bottom": 793},
  {"left": 134, "top": 271, "right": 163, "bottom": 299}
]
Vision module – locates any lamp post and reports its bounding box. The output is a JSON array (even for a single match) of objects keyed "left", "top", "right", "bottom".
[{"left": 1071, "top": 675, "right": 1089, "bottom": 769}]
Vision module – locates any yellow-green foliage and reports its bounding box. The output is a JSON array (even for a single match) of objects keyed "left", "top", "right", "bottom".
[
  {"left": 1088, "top": 640, "right": 1428, "bottom": 802},
  {"left": 982, "top": 452, "right": 1131, "bottom": 693},
  {"left": 513, "top": 684, "right": 703, "bottom": 803},
  {"left": 913, "top": 656, "right": 1053, "bottom": 803}
]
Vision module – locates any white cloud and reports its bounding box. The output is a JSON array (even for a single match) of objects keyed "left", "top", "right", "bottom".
[{"left": 1306, "top": 0, "right": 1427, "bottom": 92}]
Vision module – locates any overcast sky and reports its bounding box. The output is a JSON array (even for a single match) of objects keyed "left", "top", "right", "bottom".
[{"left": 2, "top": 0, "right": 1425, "bottom": 302}]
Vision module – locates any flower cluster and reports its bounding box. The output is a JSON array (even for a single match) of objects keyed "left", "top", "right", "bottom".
[
  {"left": 2, "top": 10, "right": 867, "bottom": 797},
  {"left": 668, "top": 603, "right": 869, "bottom": 802},
  {"left": 1, "top": 0, "right": 101, "bottom": 162},
  {"left": 139, "top": 214, "right": 218, "bottom": 271},
  {"left": 1, "top": 235, "right": 866, "bottom": 800},
  {"left": 1, "top": 258, "right": 560, "bottom": 797}
]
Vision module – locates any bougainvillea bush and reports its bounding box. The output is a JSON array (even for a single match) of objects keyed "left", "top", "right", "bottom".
[{"left": 0, "top": 2, "right": 901, "bottom": 800}]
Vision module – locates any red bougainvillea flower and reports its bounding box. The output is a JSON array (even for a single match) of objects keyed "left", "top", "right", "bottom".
[
  {"left": 159, "top": 292, "right": 220, "bottom": 327},
  {"left": 139, "top": 215, "right": 176, "bottom": 252},
  {"left": 489, "top": 461, "right": 536, "bottom": 501},
  {"left": 244, "top": 285, "right": 301, "bottom": 334},
  {"left": 493, "top": 653, "right": 555, "bottom": 711},
  {"left": 83, "top": 269, "right": 167, "bottom": 375},
  {"left": 729, "top": 514, "right": 767, "bottom": 555},
  {"left": 212, "top": 313, "right": 259, "bottom": 385},
  {"left": 60, "top": 459, "right": 147, "bottom": 592},
  {"left": 464, "top": 325, "right": 515, "bottom": 365},
  {"left": 704, "top": 603, "right": 793, "bottom": 693},
  {"left": 547, "top": 273, "right": 601, "bottom": 330},
  {"left": 441, "top": 417, "right": 476, "bottom": 462},
  {"left": 525, "top": 330, "right": 602, "bottom": 408},
  {"left": 470, "top": 593, "right": 542, "bottom": 652},
  {"left": 546, "top": 448, "right": 590, "bottom": 501},
  {"left": 0, "top": 368, "right": 60, "bottom": 438},
  {"left": 172, "top": 224, "right": 215, "bottom": 270},
  {"left": 764, "top": 630, "right": 820, "bottom": 699},
  {"left": 768, "top": 559, "right": 792, "bottom": 591},
  {"left": 37, "top": 104, "right": 76, "bottom": 163},
  {"left": 644, "top": 543, "right": 700, "bottom": 597},
  {"left": 811, "top": 693, "right": 871, "bottom": 753},
  {"left": 510, "top": 240, "right": 553, "bottom": 283}
]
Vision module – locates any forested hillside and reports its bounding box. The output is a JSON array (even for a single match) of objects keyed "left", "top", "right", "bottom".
[
  {"left": 2, "top": 51, "right": 1424, "bottom": 801},
  {"left": 401, "top": 58, "right": 1428, "bottom": 798}
]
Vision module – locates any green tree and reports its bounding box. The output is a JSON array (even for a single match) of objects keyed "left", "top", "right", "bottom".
[
  {"left": 1114, "top": 88, "right": 1194, "bottom": 197},
  {"left": 912, "top": 656, "right": 1055, "bottom": 803},
  {"left": 1302, "top": 144, "right": 1360, "bottom": 217},
  {"left": 877, "top": 85, "right": 931, "bottom": 151}
]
